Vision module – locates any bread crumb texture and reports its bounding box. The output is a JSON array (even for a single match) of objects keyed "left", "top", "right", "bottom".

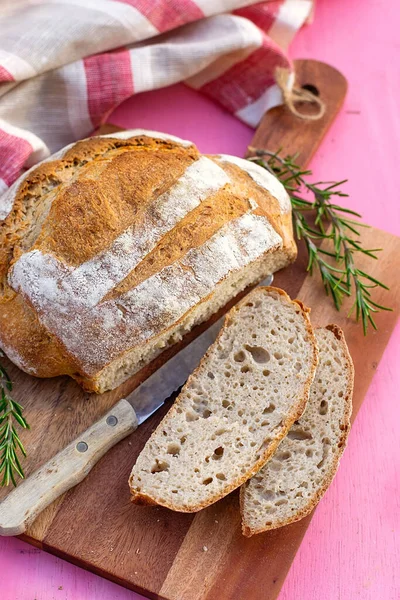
[
  {"left": 129, "top": 287, "right": 317, "bottom": 512},
  {"left": 241, "top": 325, "right": 353, "bottom": 536}
]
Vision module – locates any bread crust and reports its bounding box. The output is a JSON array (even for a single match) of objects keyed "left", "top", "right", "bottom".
[
  {"left": 0, "top": 131, "right": 297, "bottom": 392},
  {"left": 129, "top": 287, "right": 318, "bottom": 511},
  {"left": 240, "top": 323, "right": 354, "bottom": 536}
]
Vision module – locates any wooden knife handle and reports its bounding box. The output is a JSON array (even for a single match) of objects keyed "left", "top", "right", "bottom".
[{"left": 0, "top": 399, "right": 137, "bottom": 536}]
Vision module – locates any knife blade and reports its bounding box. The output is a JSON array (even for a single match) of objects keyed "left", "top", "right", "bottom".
[{"left": 0, "top": 275, "right": 272, "bottom": 536}]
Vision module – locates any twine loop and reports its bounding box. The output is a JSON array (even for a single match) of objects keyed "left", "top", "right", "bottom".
[{"left": 275, "top": 67, "right": 326, "bottom": 121}]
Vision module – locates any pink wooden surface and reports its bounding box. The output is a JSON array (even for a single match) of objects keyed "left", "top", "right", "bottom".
[{"left": 1, "top": 0, "right": 399, "bottom": 598}]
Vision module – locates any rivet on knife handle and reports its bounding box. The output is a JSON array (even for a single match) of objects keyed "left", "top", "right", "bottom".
[{"left": 0, "top": 399, "right": 137, "bottom": 536}]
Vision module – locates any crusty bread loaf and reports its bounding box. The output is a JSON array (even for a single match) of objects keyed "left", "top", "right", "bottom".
[
  {"left": 241, "top": 324, "right": 354, "bottom": 537},
  {"left": 0, "top": 130, "right": 297, "bottom": 393},
  {"left": 129, "top": 287, "right": 318, "bottom": 512}
]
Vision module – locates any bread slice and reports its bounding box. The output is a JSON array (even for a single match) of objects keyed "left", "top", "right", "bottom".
[
  {"left": 129, "top": 287, "right": 318, "bottom": 512},
  {"left": 240, "top": 324, "right": 354, "bottom": 536}
]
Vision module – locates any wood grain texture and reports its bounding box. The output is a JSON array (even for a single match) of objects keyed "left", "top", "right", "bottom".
[{"left": 1, "top": 60, "right": 398, "bottom": 600}]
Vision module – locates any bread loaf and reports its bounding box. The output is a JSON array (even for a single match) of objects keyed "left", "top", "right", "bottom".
[
  {"left": 129, "top": 287, "right": 317, "bottom": 511},
  {"left": 0, "top": 130, "right": 296, "bottom": 392},
  {"left": 241, "top": 325, "right": 353, "bottom": 536}
]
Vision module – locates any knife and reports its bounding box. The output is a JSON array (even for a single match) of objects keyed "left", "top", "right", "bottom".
[{"left": 0, "top": 275, "right": 273, "bottom": 536}]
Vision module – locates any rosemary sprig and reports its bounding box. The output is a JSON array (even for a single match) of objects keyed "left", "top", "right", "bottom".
[
  {"left": 0, "top": 352, "right": 29, "bottom": 486},
  {"left": 247, "top": 149, "right": 392, "bottom": 334}
]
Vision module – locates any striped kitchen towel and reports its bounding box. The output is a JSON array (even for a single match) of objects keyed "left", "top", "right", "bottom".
[{"left": 0, "top": 0, "right": 313, "bottom": 192}]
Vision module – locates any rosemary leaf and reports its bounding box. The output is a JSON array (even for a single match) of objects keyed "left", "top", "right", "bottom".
[
  {"left": 0, "top": 352, "right": 30, "bottom": 486},
  {"left": 247, "top": 150, "right": 392, "bottom": 333}
]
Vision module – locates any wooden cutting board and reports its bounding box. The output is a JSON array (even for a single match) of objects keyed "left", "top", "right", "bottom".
[{"left": 1, "top": 60, "right": 400, "bottom": 600}]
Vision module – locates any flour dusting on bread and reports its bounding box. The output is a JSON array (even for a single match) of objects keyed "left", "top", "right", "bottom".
[
  {"left": 10, "top": 214, "right": 282, "bottom": 375},
  {"left": 0, "top": 130, "right": 297, "bottom": 391}
]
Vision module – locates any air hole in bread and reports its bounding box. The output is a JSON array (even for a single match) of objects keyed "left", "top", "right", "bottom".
[
  {"left": 224, "top": 371, "right": 231, "bottom": 378},
  {"left": 244, "top": 345, "right": 270, "bottom": 364},
  {"left": 215, "top": 428, "right": 227, "bottom": 436},
  {"left": 207, "top": 371, "right": 215, "bottom": 380},
  {"left": 263, "top": 369, "right": 270, "bottom": 377},
  {"left": 338, "top": 390, "right": 343, "bottom": 398},
  {"left": 203, "top": 477, "right": 213, "bottom": 486},
  {"left": 241, "top": 365, "right": 251, "bottom": 374},
  {"left": 260, "top": 420, "right": 269, "bottom": 427},
  {"left": 276, "top": 451, "right": 291, "bottom": 462},
  {"left": 212, "top": 446, "right": 224, "bottom": 460},
  {"left": 186, "top": 410, "right": 199, "bottom": 422},
  {"left": 167, "top": 443, "right": 181, "bottom": 456},
  {"left": 180, "top": 436, "right": 187, "bottom": 444},
  {"left": 306, "top": 449, "right": 313, "bottom": 457},
  {"left": 262, "top": 490, "right": 275, "bottom": 501},
  {"left": 216, "top": 473, "right": 226, "bottom": 481},
  {"left": 151, "top": 460, "right": 169, "bottom": 474},
  {"left": 269, "top": 461, "right": 280, "bottom": 473},
  {"left": 319, "top": 400, "right": 328, "bottom": 415},
  {"left": 234, "top": 351, "right": 246, "bottom": 363},
  {"left": 294, "top": 362, "right": 302, "bottom": 372},
  {"left": 275, "top": 498, "right": 288, "bottom": 506},
  {"left": 317, "top": 439, "right": 331, "bottom": 469},
  {"left": 263, "top": 403, "right": 275, "bottom": 414},
  {"left": 288, "top": 337, "right": 295, "bottom": 344},
  {"left": 274, "top": 352, "right": 283, "bottom": 360},
  {"left": 222, "top": 399, "right": 230, "bottom": 408},
  {"left": 287, "top": 428, "right": 312, "bottom": 441}
]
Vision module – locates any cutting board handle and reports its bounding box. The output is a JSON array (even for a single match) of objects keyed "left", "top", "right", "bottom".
[
  {"left": 0, "top": 399, "right": 137, "bottom": 536},
  {"left": 246, "top": 59, "right": 348, "bottom": 165}
]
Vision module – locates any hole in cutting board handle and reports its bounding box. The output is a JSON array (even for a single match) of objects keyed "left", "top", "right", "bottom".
[{"left": 301, "top": 83, "right": 320, "bottom": 97}]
